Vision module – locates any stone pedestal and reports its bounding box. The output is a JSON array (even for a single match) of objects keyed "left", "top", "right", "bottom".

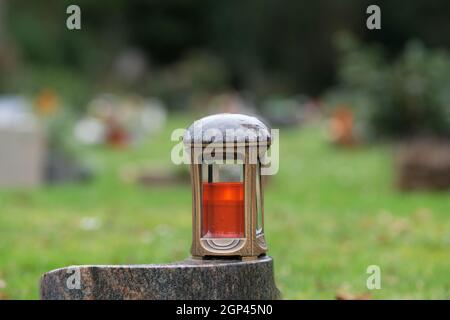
[{"left": 40, "top": 256, "right": 279, "bottom": 300}]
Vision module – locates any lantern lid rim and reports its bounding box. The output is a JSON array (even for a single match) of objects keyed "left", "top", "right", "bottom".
[{"left": 183, "top": 113, "right": 271, "bottom": 146}]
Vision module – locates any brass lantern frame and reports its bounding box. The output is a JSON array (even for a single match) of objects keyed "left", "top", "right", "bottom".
[{"left": 188, "top": 139, "right": 270, "bottom": 260}]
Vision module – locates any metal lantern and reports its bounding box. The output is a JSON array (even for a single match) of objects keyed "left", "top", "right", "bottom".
[{"left": 183, "top": 113, "right": 271, "bottom": 260}]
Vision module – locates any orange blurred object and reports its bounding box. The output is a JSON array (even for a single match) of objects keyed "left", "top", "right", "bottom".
[
  {"left": 202, "top": 182, "right": 245, "bottom": 238},
  {"left": 329, "top": 106, "right": 356, "bottom": 146},
  {"left": 34, "top": 89, "right": 60, "bottom": 115},
  {"left": 106, "top": 118, "right": 129, "bottom": 148}
]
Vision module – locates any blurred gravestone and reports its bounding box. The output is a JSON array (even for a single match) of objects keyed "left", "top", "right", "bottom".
[
  {"left": 0, "top": 97, "right": 45, "bottom": 188},
  {"left": 396, "top": 139, "right": 450, "bottom": 191}
]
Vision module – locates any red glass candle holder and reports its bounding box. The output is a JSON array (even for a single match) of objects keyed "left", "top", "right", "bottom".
[{"left": 202, "top": 181, "right": 245, "bottom": 238}]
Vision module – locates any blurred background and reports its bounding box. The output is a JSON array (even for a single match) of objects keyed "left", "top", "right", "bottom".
[{"left": 0, "top": 0, "right": 449, "bottom": 299}]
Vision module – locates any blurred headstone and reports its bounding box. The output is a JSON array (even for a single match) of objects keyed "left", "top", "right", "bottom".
[
  {"left": 207, "top": 92, "right": 257, "bottom": 115},
  {"left": 120, "top": 164, "right": 189, "bottom": 187},
  {"left": 0, "top": 96, "right": 45, "bottom": 187},
  {"left": 75, "top": 94, "right": 166, "bottom": 148},
  {"left": 129, "top": 98, "right": 167, "bottom": 144},
  {"left": 45, "top": 150, "right": 92, "bottom": 184},
  {"left": 261, "top": 96, "right": 305, "bottom": 127},
  {"left": 396, "top": 138, "right": 450, "bottom": 191},
  {"left": 114, "top": 48, "right": 148, "bottom": 84},
  {"left": 73, "top": 117, "right": 106, "bottom": 146}
]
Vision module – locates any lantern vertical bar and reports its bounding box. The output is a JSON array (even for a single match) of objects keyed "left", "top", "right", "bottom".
[{"left": 190, "top": 147, "right": 203, "bottom": 258}]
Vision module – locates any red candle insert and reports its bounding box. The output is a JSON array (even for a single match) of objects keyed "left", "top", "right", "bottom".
[{"left": 202, "top": 181, "right": 245, "bottom": 238}]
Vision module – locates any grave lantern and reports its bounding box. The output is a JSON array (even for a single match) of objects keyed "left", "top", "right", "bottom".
[{"left": 184, "top": 113, "right": 271, "bottom": 260}]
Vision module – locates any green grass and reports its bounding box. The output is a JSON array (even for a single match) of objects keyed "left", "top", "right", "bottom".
[{"left": 0, "top": 115, "right": 449, "bottom": 299}]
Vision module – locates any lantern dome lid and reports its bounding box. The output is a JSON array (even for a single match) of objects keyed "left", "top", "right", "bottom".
[{"left": 183, "top": 113, "right": 271, "bottom": 146}]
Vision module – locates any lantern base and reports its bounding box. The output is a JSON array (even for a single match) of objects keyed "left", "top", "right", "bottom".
[
  {"left": 40, "top": 256, "right": 280, "bottom": 300},
  {"left": 190, "top": 254, "right": 262, "bottom": 261}
]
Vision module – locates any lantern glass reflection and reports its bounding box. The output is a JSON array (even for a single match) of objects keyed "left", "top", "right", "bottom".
[{"left": 256, "top": 163, "right": 263, "bottom": 235}]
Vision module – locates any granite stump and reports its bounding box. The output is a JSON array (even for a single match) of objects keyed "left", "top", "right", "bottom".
[{"left": 40, "top": 256, "right": 280, "bottom": 300}]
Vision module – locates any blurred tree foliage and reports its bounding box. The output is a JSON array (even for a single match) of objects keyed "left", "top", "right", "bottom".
[
  {"left": 327, "top": 34, "right": 450, "bottom": 139},
  {"left": 2, "top": 0, "right": 450, "bottom": 109}
]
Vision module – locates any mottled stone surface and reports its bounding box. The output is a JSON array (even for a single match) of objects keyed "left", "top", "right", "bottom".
[
  {"left": 40, "top": 256, "right": 279, "bottom": 300},
  {"left": 184, "top": 113, "right": 271, "bottom": 145}
]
